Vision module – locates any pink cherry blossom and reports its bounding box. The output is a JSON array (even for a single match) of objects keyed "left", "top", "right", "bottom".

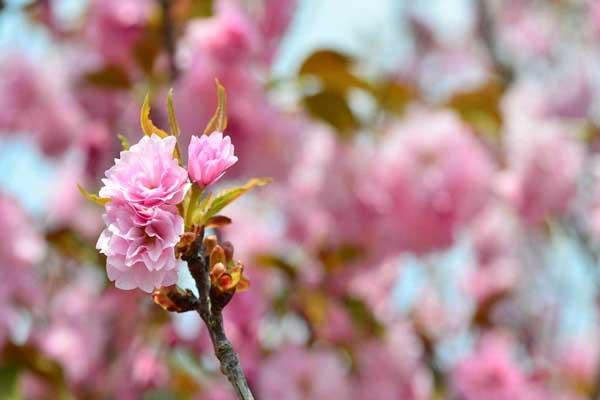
[
  {"left": 466, "top": 204, "right": 521, "bottom": 303},
  {"left": 255, "top": 0, "right": 298, "bottom": 63},
  {"left": 187, "top": 132, "right": 238, "bottom": 187},
  {"left": 96, "top": 200, "right": 183, "bottom": 292},
  {"left": 498, "top": 81, "right": 585, "bottom": 226},
  {"left": 256, "top": 346, "right": 351, "bottom": 400},
  {"left": 131, "top": 347, "right": 169, "bottom": 389},
  {"left": 0, "top": 54, "right": 84, "bottom": 156},
  {"left": 100, "top": 135, "right": 190, "bottom": 207},
  {"left": 354, "top": 322, "right": 432, "bottom": 400},
  {"left": 364, "top": 109, "right": 493, "bottom": 254},
  {"left": 452, "top": 333, "right": 530, "bottom": 400},
  {"left": 174, "top": 4, "right": 303, "bottom": 180},
  {"left": 38, "top": 275, "right": 107, "bottom": 384},
  {"left": 0, "top": 193, "right": 44, "bottom": 345},
  {"left": 85, "top": 0, "right": 153, "bottom": 66}
]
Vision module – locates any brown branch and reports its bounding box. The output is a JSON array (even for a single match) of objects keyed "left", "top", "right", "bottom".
[
  {"left": 182, "top": 235, "right": 255, "bottom": 400},
  {"left": 476, "top": 0, "right": 513, "bottom": 83},
  {"left": 158, "top": 0, "right": 178, "bottom": 82}
]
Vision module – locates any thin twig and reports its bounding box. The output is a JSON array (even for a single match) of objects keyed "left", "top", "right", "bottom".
[
  {"left": 183, "top": 236, "right": 255, "bottom": 400},
  {"left": 475, "top": 0, "right": 513, "bottom": 83},
  {"left": 158, "top": 0, "right": 178, "bottom": 82}
]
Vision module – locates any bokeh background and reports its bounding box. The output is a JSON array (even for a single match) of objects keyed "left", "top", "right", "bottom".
[{"left": 1, "top": 0, "right": 600, "bottom": 398}]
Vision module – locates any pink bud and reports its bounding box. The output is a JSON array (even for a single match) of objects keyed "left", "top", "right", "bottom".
[{"left": 187, "top": 132, "right": 238, "bottom": 187}]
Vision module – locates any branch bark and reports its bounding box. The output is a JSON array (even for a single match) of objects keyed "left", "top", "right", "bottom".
[
  {"left": 476, "top": 0, "right": 513, "bottom": 83},
  {"left": 182, "top": 236, "right": 255, "bottom": 400},
  {"left": 158, "top": 0, "right": 178, "bottom": 82}
]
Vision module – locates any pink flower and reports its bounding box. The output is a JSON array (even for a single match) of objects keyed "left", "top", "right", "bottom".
[
  {"left": 131, "top": 348, "right": 168, "bottom": 388},
  {"left": 177, "top": 3, "right": 258, "bottom": 67},
  {"left": 96, "top": 201, "right": 183, "bottom": 292},
  {"left": 257, "top": 346, "right": 351, "bottom": 400},
  {"left": 499, "top": 123, "right": 583, "bottom": 226},
  {"left": 354, "top": 323, "right": 432, "bottom": 400},
  {"left": 100, "top": 135, "right": 190, "bottom": 207},
  {"left": 187, "top": 132, "right": 238, "bottom": 186},
  {"left": 85, "top": 0, "right": 152, "bottom": 66},
  {"left": 452, "top": 333, "right": 530, "bottom": 400},
  {"left": 38, "top": 275, "right": 107, "bottom": 384},
  {"left": 466, "top": 204, "right": 521, "bottom": 303},
  {"left": 364, "top": 109, "right": 493, "bottom": 254},
  {"left": 0, "top": 54, "right": 84, "bottom": 157}
]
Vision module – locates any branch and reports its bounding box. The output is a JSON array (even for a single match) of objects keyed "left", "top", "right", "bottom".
[
  {"left": 475, "top": 0, "right": 513, "bottom": 83},
  {"left": 158, "top": 0, "right": 178, "bottom": 82},
  {"left": 182, "top": 235, "right": 255, "bottom": 400}
]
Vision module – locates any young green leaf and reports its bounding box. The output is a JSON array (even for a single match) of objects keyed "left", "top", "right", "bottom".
[
  {"left": 77, "top": 184, "right": 110, "bottom": 206},
  {"left": 197, "top": 177, "right": 272, "bottom": 224},
  {"left": 140, "top": 93, "right": 169, "bottom": 138},
  {"left": 203, "top": 79, "right": 228, "bottom": 135},
  {"left": 166, "top": 89, "right": 183, "bottom": 163},
  {"left": 117, "top": 134, "right": 130, "bottom": 150},
  {"left": 166, "top": 88, "right": 181, "bottom": 137}
]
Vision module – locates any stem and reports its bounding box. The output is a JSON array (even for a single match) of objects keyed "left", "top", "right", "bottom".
[
  {"left": 183, "top": 237, "right": 255, "bottom": 400},
  {"left": 185, "top": 185, "right": 203, "bottom": 228}
]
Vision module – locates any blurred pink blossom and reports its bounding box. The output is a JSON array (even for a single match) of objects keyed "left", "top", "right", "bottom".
[
  {"left": 365, "top": 109, "right": 493, "bottom": 254},
  {"left": 188, "top": 132, "right": 238, "bottom": 187},
  {"left": 452, "top": 332, "right": 530, "bottom": 400},
  {"left": 175, "top": 4, "right": 303, "bottom": 180},
  {"left": 354, "top": 322, "right": 432, "bottom": 400},
  {"left": 0, "top": 193, "right": 44, "bottom": 345},
  {"left": 255, "top": 0, "right": 297, "bottom": 62},
  {"left": 496, "top": 82, "right": 585, "bottom": 225},
  {"left": 256, "top": 346, "right": 351, "bottom": 400},
  {"left": 499, "top": 2, "right": 556, "bottom": 60},
  {"left": 39, "top": 278, "right": 107, "bottom": 383},
  {"left": 131, "top": 348, "right": 169, "bottom": 389},
  {"left": 178, "top": 2, "right": 258, "bottom": 67},
  {"left": 85, "top": 0, "right": 152, "bottom": 66},
  {"left": 284, "top": 128, "right": 378, "bottom": 250},
  {"left": 100, "top": 135, "right": 190, "bottom": 207},
  {"left": 466, "top": 204, "right": 521, "bottom": 303},
  {"left": 0, "top": 55, "right": 84, "bottom": 156},
  {"left": 97, "top": 201, "right": 183, "bottom": 292}
]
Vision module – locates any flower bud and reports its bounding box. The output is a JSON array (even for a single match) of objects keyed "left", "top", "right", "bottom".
[
  {"left": 187, "top": 132, "right": 238, "bottom": 187},
  {"left": 221, "top": 241, "right": 234, "bottom": 262},
  {"left": 203, "top": 234, "right": 218, "bottom": 255},
  {"left": 210, "top": 245, "right": 226, "bottom": 267}
]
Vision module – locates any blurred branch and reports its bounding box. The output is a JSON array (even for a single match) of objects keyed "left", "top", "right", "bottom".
[
  {"left": 158, "top": 0, "right": 178, "bottom": 81},
  {"left": 476, "top": 0, "right": 513, "bottom": 83},
  {"left": 181, "top": 235, "right": 255, "bottom": 400}
]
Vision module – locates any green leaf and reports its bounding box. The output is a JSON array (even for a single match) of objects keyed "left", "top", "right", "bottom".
[
  {"left": 84, "top": 64, "right": 131, "bottom": 89},
  {"left": 194, "top": 178, "right": 272, "bottom": 225},
  {"left": 77, "top": 184, "right": 110, "bottom": 206},
  {"left": 140, "top": 94, "right": 169, "bottom": 138},
  {"left": 0, "top": 365, "right": 20, "bottom": 400},
  {"left": 166, "top": 89, "right": 183, "bottom": 164},
  {"left": 342, "top": 296, "right": 385, "bottom": 337},
  {"left": 255, "top": 253, "right": 298, "bottom": 280},
  {"left": 117, "top": 134, "right": 130, "bottom": 150},
  {"left": 299, "top": 50, "right": 371, "bottom": 95},
  {"left": 303, "top": 90, "right": 359, "bottom": 137},
  {"left": 203, "top": 79, "right": 228, "bottom": 135},
  {"left": 166, "top": 88, "right": 181, "bottom": 137},
  {"left": 446, "top": 79, "right": 505, "bottom": 138},
  {"left": 375, "top": 81, "right": 417, "bottom": 115},
  {"left": 187, "top": 0, "right": 213, "bottom": 18}
]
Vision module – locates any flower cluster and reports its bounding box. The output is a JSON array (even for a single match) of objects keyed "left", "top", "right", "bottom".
[{"left": 95, "top": 93, "right": 239, "bottom": 293}]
